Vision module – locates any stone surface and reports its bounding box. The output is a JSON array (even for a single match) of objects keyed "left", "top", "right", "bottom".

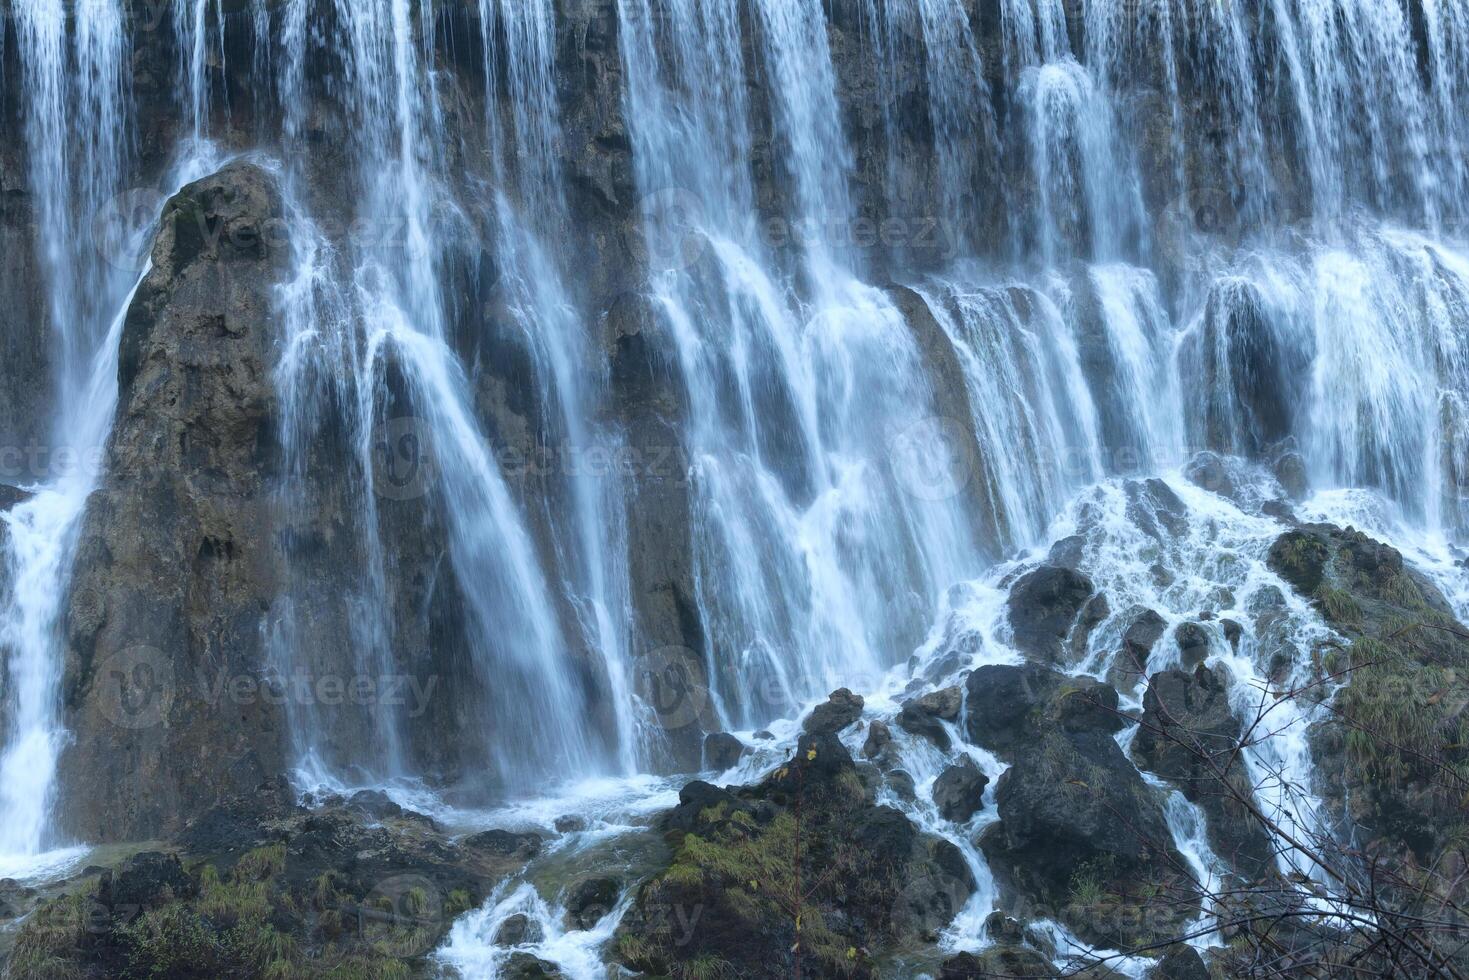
[
  {"left": 1006, "top": 565, "right": 1106, "bottom": 665},
  {"left": 802, "top": 687, "right": 865, "bottom": 734},
  {"left": 932, "top": 761, "right": 989, "bottom": 823},
  {"left": 56, "top": 163, "right": 291, "bottom": 843}
]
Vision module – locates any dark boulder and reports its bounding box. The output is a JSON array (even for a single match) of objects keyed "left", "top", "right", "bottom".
[
  {"left": 896, "top": 685, "right": 962, "bottom": 750},
  {"left": 933, "top": 760, "right": 989, "bottom": 822},
  {"left": 981, "top": 725, "right": 1197, "bottom": 947},
  {"left": 463, "top": 829, "right": 544, "bottom": 860},
  {"left": 1155, "top": 944, "right": 1211, "bottom": 980},
  {"left": 939, "top": 946, "right": 1054, "bottom": 978},
  {"left": 1111, "top": 607, "right": 1166, "bottom": 690},
  {"left": 504, "top": 953, "right": 564, "bottom": 979},
  {"left": 802, "top": 687, "right": 864, "bottom": 734},
  {"left": 965, "top": 662, "right": 1060, "bottom": 754},
  {"left": 703, "top": 731, "right": 746, "bottom": 770},
  {"left": 495, "top": 912, "right": 543, "bottom": 946},
  {"left": 564, "top": 876, "right": 620, "bottom": 930},
  {"left": 862, "top": 719, "right": 892, "bottom": 760},
  {"left": 1006, "top": 565, "right": 1107, "bottom": 665},
  {"left": 1174, "top": 621, "right": 1211, "bottom": 669},
  {"left": 1132, "top": 666, "right": 1275, "bottom": 879}
]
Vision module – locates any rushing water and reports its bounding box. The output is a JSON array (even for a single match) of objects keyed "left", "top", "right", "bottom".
[{"left": 1, "top": 0, "right": 1468, "bottom": 975}]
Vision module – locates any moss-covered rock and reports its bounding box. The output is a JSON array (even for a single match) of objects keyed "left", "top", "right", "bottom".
[
  {"left": 615, "top": 732, "right": 974, "bottom": 978},
  {"left": 3, "top": 790, "right": 511, "bottom": 980},
  {"left": 1268, "top": 524, "right": 1469, "bottom": 863}
]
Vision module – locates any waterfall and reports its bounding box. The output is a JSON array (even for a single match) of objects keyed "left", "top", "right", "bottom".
[
  {"left": 0, "top": 1, "right": 1468, "bottom": 972},
  {"left": 0, "top": 0, "right": 134, "bottom": 873}
]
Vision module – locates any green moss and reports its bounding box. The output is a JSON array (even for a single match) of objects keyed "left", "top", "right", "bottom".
[{"left": 1315, "top": 585, "right": 1362, "bottom": 624}]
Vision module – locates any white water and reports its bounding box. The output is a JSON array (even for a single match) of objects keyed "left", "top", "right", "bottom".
[{"left": 1, "top": 2, "right": 1468, "bottom": 977}]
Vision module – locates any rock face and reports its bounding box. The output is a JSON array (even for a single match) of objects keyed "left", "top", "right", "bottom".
[
  {"left": 932, "top": 760, "right": 989, "bottom": 823},
  {"left": 896, "top": 685, "right": 962, "bottom": 750},
  {"left": 1269, "top": 523, "right": 1469, "bottom": 861},
  {"left": 802, "top": 687, "right": 865, "bottom": 734},
  {"left": 1132, "top": 665, "right": 1276, "bottom": 878},
  {"left": 616, "top": 732, "right": 975, "bottom": 978},
  {"left": 966, "top": 663, "right": 1194, "bottom": 947},
  {"left": 6, "top": 785, "right": 503, "bottom": 979},
  {"left": 56, "top": 163, "right": 290, "bottom": 843},
  {"left": 1006, "top": 565, "right": 1107, "bottom": 665}
]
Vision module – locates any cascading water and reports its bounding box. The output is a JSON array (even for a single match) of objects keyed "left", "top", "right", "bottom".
[
  {"left": 1, "top": 1, "right": 1468, "bottom": 976},
  {"left": 0, "top": 0, "right": 133, "bottom": 876}
]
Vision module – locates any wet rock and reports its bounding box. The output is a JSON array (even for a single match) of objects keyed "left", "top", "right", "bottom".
[
  {"left": 887, "top": 768, "right": 918, "bottom": 802},
  {"left": 802, "top": 687, "right": 864, "bottom": 734},
  {"left": 1273, "top": 450, "right": 1309, "bottom": 501},
  {"left": 346, "top": 789, "right": 438, "bottom": 829},
  {"left": 1047, "top": 533, "right": 1086, "bottom": 569},
  {"left": 1184, "top": 450, "right": 1237, "bottom": 500},
  {"left": 554, "top": 815, "right": 587, "bottom": 834},
  {"left": 618, "top": 733, "right": 973, "bottom": 977},
  {"left": 981, "top": 723, "right": 1197, "bottom": 947},
  {"left": 1113, "top": 607, "right": 1167, "bottom": 689},
  {"left": 0, "top": 483, "right": 30, "bottom": 511},
  {"left": 504, "top": 953, "right": 564, "bottom": 979},
  {"left": 1055, "top": 677, "right": 1124, "bottom": 735},
  {"left": 1174, "top": 621, "right": 1211, "bottom": 668},
  {"left": 933, "top": 760, "right": 989, "bottom": 822},
  {"left": 565, "top": 876, "right": 621, "bottom": 930},
  {"left": 896, "top": 685, "right": 962, "bottom": 750},
  {"left": 862, "top": 719, "right": 892, "bottom": 759},
  {"left": 495, "top": 912, "right": 543, "bottom": 946},
  {"left": 964, "top": 662, "right": 1063, "bottom": 754},
  {"left": 1006, "top": 565, "right": 1107, "bottom": 665},
  {"left": 1132, "top": 666, "right": 1275, "bottom": 879},
  {"left": 703, "top": 731, "right": 746, "bottom": 770},
  {"left": 940, "top": 946, "right": 1054, "bottom": 978},
  {"left": 1155, "top": 944, "right": 1210, "bottom": 980},
  {"left": 984, "top": 910, "right": 1026, "bottom": 944},
  {"left": 1221, "top": 618, "right": 1243, "bottom": 649},
  {"left": 463, "top": 829, "right": 544, "bottom": 860}
]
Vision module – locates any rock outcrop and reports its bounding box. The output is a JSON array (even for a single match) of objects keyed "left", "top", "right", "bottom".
[
  {"left": 1005, "top": 564, "right": 1108, "bottom": 666},
  {"left": 56, "top": 163, "right": 291, "bottom": 843},
  {"left": 616, "top": 733, "right": 974, "bottom": 978}
]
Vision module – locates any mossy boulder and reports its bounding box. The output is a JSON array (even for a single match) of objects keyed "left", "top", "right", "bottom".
[
  {"left": 1268, "top": 524, "right": 1469, "bottom": 862},
  {"left": 4, "top": 790, "right": 511, "bottom": 979},
  {"left": 615, "top": 732, "right": 975, "bottom": 978}
]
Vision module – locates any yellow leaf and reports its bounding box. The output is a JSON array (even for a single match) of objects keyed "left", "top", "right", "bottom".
[{"left": 806, "top": 748, "right": 817, "bottom": 761}]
